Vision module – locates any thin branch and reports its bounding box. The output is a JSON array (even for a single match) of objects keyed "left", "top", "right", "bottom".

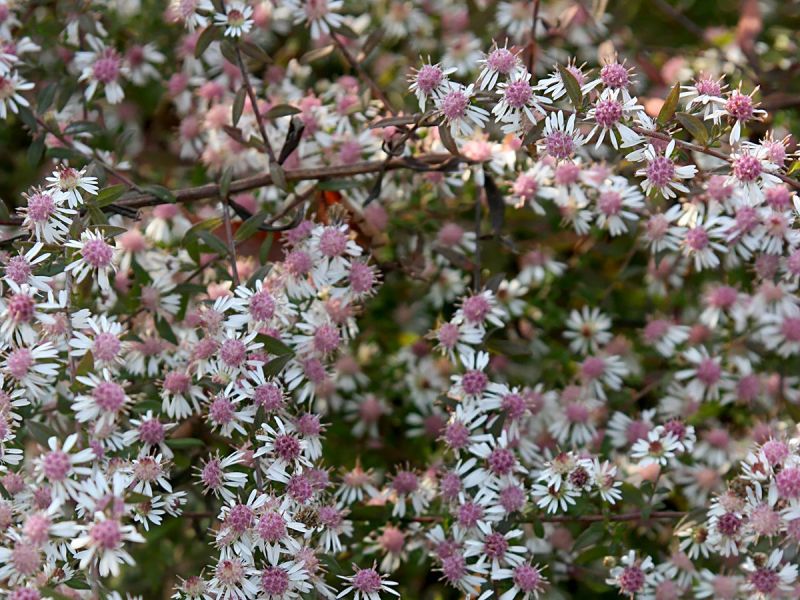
[
  {"left": 221, "top": 193, "right": 240, "bottom": 287},
  {"left": 235, "top": 46, "right": 277, "bottom": 163}
]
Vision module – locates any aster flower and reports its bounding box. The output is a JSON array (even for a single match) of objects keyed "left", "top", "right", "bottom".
[
  {"left": 197, "top": 451, "right": 249, "bottom": 502},
  {"left": 408, "top": 60, "right": 457, "bottom": 111},
  {"left": 564, "top": 306, "right": 613, "bottom": 354},
  {"left": 2, "top": 242, "right": 52, "bottom": 292},
  {"left": 476, "top": 42, "right": 524, "bottom": 91},
  {"left": 537, "top": 60, "right": 587, "bottom": 101},
  {"left": 72, "top": 368, "right": 130, "bottom": 429},
  {"left": 593, "top": 176, "right": 644, "bottom": 236},
  {"left": 679, "top": 209, "right": 732, "bottom": 271},
  {"left": 65, "top": 229, "right": 120, "bottom": 292},
  {"left": 45, "top": 164, "right": 99, "bottom": 208},
  {"left": 435, "top": 82, "right": 490, "bottom": 138},
  {"left": 34, "top": 433, "right": 95, "bottom": 502},
  {"left": 606, "top": 551, "right": 655, "bottom": 597},
  {"left": 492, "top": 70, "right": 550, "bottom": 134},
  {"left": 536, "top": 111, "right": 585, "bottom": 161},
  {"left": 286, "top": 0, "right": 345, "bottom": 40},
  {"left": 585, "top": 89, "right": 643, "bottom": 149},
  {"left": 0, "top": 69, "right": 33, "bottom": 119},
  {"left": 1, "top": 341, "right": 60, "bottom": 401},
  {"left": 0, "top": 282, "right": 55, "bottom": 346},
  {"left": 337, "top": 564, "right": 399, "bottom": 599},
  {"left": 635, "top": 140, "right": 697, "bottom": 199},
  {"left": 18, "top": 187, "right": 77, "bottom": 244},
  {"left": 708, "top": 85, "right": 767, "bottom": 145},
  {"left": 213, "top": 0, "right": 254, "bottom": 37},
  {"left": 630, "top": 426, "right": 682, "bottom": 467},
  {"left": 75, "top": 35, "right": 128, "bottom": 104},
  {"left": 680, "top": 73, "right": 727, "bottom": 120}
]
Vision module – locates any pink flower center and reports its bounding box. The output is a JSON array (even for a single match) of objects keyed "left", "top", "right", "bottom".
[
  {"left": 646, "top": 156, "right": 675, "bottom": 188},
  {"left": 545, "top": 131, "right": 575, "bottom": 159},
  {"left": 6, "top": 348, "right": 33, "bottom": 380},
  {"left": 209, "top": 396, "right": 235, "bottom": 424},
  {"left": 749, "top": 568, "right": 780, "bottom": 594},
  {"left": 26, "top": 192, "right": 55, "bottom": 222},
  {"left": 725, "top": 92, "right": 754, "bottom": 121},
  {"left": 441, "top": 90, "right": 469, "bottom": 120},
  {"left": 6, "top": 256, "right": 32, "bottom": 284},
  {"left": 392, "top": 470, "right": 418, "bottom": 494},
  {"left": 82, "top": 238, "right": 114, "bottom": 268},
  {"left": 261, "top": 566, "right": 290, "bottom": 595},
  {"left": 318, "top": 228, "right": 348, "bottom": 257},
  {"left": 488, "top": 447, "right": 516, "bottom": 475},
  {"left": 138, "top": 418, "right": 165, "bottom": 445},
  {"left": 600, "top": 62, "right": 630, "bottom": 89},
  {"left": 619, "top": 565, "right": 646, "bottom": 593},
  {"left": 90, "top": 519, "right": 122, "bottom": 550},
  {"left": 415, "top": 64, "right": 444, "bottom": 95},
  {"left": 593, "top": 98, "right": 623, "bottom": 128},
  {"left": 314, "top": 324, "right": 340, "bottom": 354},
  {"left": 352, "top": 568, "right": 383, "bottom": 593},
  {"left": 685, "top": 227, "right": 709, "bottom": 251},
  {"left": 93, "top": 381, "right": 126, "bottom": 412},
  {"left": 254, "top": 383, "right": 284, "bottom": 411},
  {"left": 93, "top": 49, "right": 122, "bottom": 84},
  {"left": 504, "top": 80, "right": 532, "bottom": 109},
  {"left": 513, "top": 564, "right": 542, "bottom": 592},
  {"left": 93, "top": 332, "right": 121, "bottom": 362},
  {"left": 163, "top": 371, "right": 190, "bottom": 394},
  {"left": 486, "top": 48, "right": 517, "bottom": 73},
  {"left": 258, "top": 512, "right": 287, "bottom": 542},
  {"left": 7, "top": 293, "right": 34, "bottom": 323},
  {"left": 484, "top": 531, "right": 508, "bottom": 558},
  {"left": 598, "top": 191, "right": 623, "bottom": 215},
  {"left": 273, "top": 433, "right": 301, "bottom": 461},
  {"left": 220, "top": 338, "right": 247, "bottom": 367},
  {"left": 227, "top": 503, "right": 253, "bottom": 532},
  {"left": 733, "top": 154, "right": 761, "bottom": 182},
  {"left": 461, "top": 369, "right": 488, "bottom": 396},
  {"left": 695, "top": 76, "right": 721, "bottom": 96}
]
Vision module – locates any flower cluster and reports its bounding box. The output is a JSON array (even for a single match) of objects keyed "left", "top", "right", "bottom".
[{"left": 2, "top": 0, "right": 800, "bottom": 598}]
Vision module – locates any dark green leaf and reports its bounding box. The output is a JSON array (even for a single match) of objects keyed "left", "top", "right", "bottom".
[
  {"left": 261, "top": 353, "right": 292, "bottom": 378},
  {"left": 142, "top": 184, "right": 176, "bottom": 204},
  {"left": 27, "top": 420, "right": 57, "bottom": 445},
  {"left": 37, "top": 82, "right": 59, "bottom": 113},
  {"left": 572, "top": 521, "right": 607, "bottom": 552},
  {"left": 155, "top": 316, "right": 178, "bottom": 345},
  {"left": 558, "top": 64, "right": 583, "bottom": 109},
  {"left": 657, "top": 82, "right": 681, "bottom": 125},
  {"left": 232, "top": 88, "right": 247, "bottom": 126},
  {"left": 195, "top": 26, "right": 222, "bottom": 58},
  {"left": 239, "top": 40, "right": 271, "bottom": 64},
  {"left": 65, "top": 121, "right": 103, "bottom": 136},
  {"left": 220, "top": 40, "right": 239, "bottom": 65},
  {"left": 197, "top": 229, "right": 230, "bottom": 256},
  {"left": 166, "top": 437, "right": 206, "bottom": 448},
  {"left": 235, "top": 209, "right": 269, "bottom": 241},
  {"left": 256, "top": 334, "right": 294, "bottom": 356},
  {"left": 27, "top": 135, "right": 45, "bottom": 166},
  {"left": 676, "top": 112, "right": 709, "bottom": 144},
  {"left": 259, "top": 233, "right": 274, "bottom": 264},
  {"left": 94, "top": 184, "right": 128, "bottom": 207},
  {"left": 484, "top": 175, "right": 505, "bottom": 236},
  {"left": 265, "top": 104, "right": 301, "bottom": 120},
  {"left": 220, "top": 167, "right": 234, "bottom": 198}
]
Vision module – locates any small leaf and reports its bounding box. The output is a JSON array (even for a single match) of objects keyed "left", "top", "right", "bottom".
[
  {"left": 269, "top": 160, "right": 289, "bottom": 192},
  {"left": 37, "top": 82, "right": 58, "bottom": 113},
  {"left": 334, "top": 22, "right": 359, "bottom": 39},
  {"left": 166, "top": 437, "right": 206, "bottom": 449},
  {"left": 27, "top": 421, "right": 57, "bottom": 446},
  {"left": 142, "top": 184, "right": 176, "bottom": 204},
  {"left": 259, "top": 233, "right": 274, "bottom": 264},
  {"left": 220, "top": 40, "right": 239, "bottom": 65},
  {"left": 369, "top": 115, "right": 417, "bottom": 129},
  {"left": 239, "top": 40, "right": 272, "bottom": 64},
  {"left": 300, "top": 44, "right": 335, "bottom": 64},
  {"left": 64, "top": 120, "right": 103, "bottom": 136},
  {"left": 558, "top": 64, "right": 583, "bottom": 109},
  {"left": 676, "top": 112, "right": 709, "bottom": 144},
  {"left": 278, "top": 117, "right": 305, "bottom": 165},
  {"left": 235, "top": 209, "right": 269, "bottom": 241},
  {"left": 27, "top": 135, "right": 45, "bottom": 166},
  {"left": 195, "top": 26, "right": 222, "bottom": 58},
  {"left": 484, "top": 175, "right": 505, "bottom": 236},
  {"left": 94, "top": 184, "right": 127, "bottom": 207},
  {"left": 657, "top": 82, "right": 681, "bottom": 125},
  {"left": 87, "top": 204, "right": 108, "bottom": 225},
  {"left": 261, "top": 353, "right": 292, "bottom": 378},
  {"left": 256, "top": 334, "right": 293, "bottom": 356},
  {"left": 219, "top": 167, "right": 234, "bottom": 198},
  {"left": 155, "top": 316, "right": 178, "bottom": 345},
  {"left": 438, "top": 125, "right": 459, "bottom": 156},
  {"left": 197, "top": 229, "right": 230, "bottom": 256},
  {"left": 265, "top": 104, "right": 301, "bottom": 120},
  {"left": 232, "top": 88, "right": 247, "bottom": 126},
  {"left": 572, "top": 521, "right": 607, "bottom": 552}
]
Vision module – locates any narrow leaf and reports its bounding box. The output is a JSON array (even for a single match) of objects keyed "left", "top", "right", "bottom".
[
  {"left": 235, "top": 209, "right": 269, "bottom": 241},
  {"left": 484, "top": 175, "right": 505, "bottom": 236},
  {"left": 558, "top": 64, "right": 583, "bottom": 109},
  {"left": 265, "top": 104, "right": 301, "bottom": 120},
  {"left": 657, "top": 82, "right": 681, "bottom": 125},
  {"left": 676, "top": 112, "right": 709, "bottom": 144},
  {"left": 232, "top": 88, "right": 247, "bottom": 126},
  {"left": 438, "top": 125, "right": 459, "bottom": 156}
]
